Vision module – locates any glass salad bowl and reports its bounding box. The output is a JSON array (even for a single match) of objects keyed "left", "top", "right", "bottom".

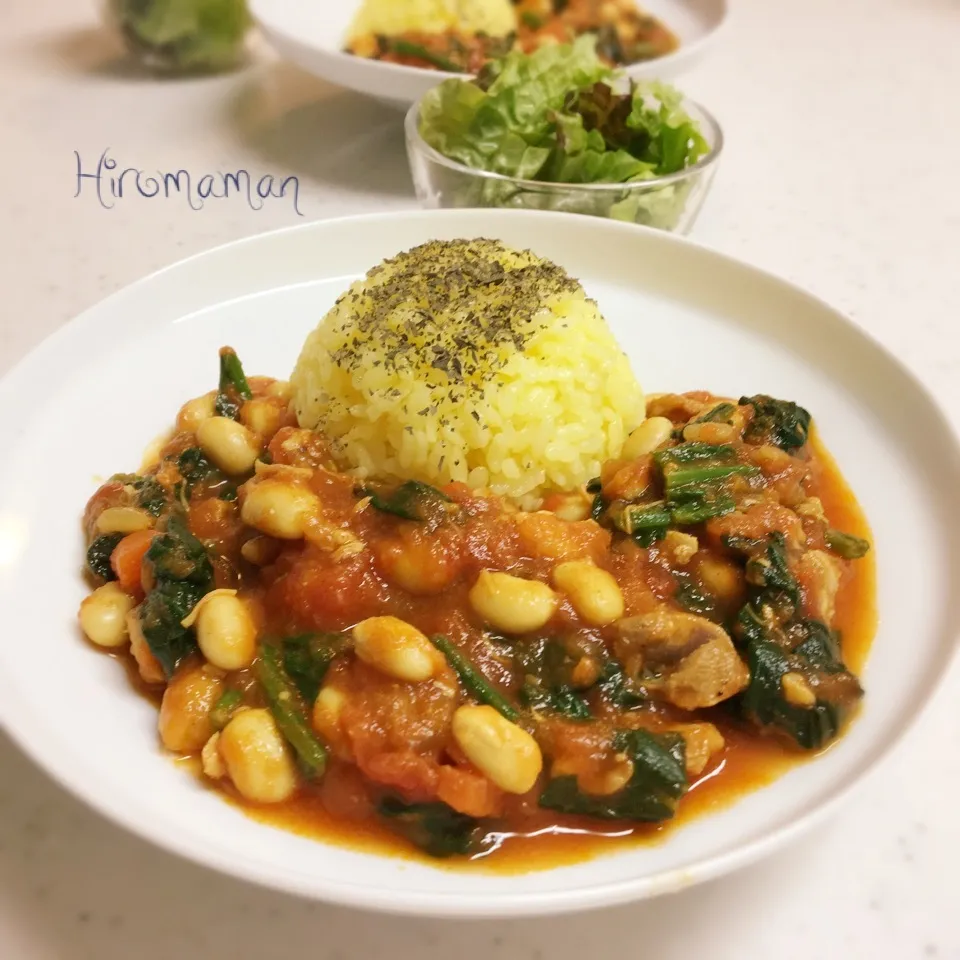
[
  {"left": 404, "top": 98, "right": 723, "bottom": 234},
  {"left": 104, "top": 0, "right": 253, "bottom": 75}
]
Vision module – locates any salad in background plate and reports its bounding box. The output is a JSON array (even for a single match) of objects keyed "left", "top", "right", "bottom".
[{"left": 406, "top": 36, "right": 721, "bottom": 231}]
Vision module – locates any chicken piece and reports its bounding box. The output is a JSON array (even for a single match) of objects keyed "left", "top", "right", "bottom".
[
  {"left": 665, "top": 641, "right": 750, "bottom": 711},
  {"left": 600, "top": 457, "right": 654, "bottom": 502},
  {"left": 669, "top": 723, "right": 726, "bottom": 777},
  {"left": 645, "top": 393, "right": 708, "bottom": 421},
  {"left": 513, "top": 511, "right": 611, "bottom": 563},
  {"left": 267, "top": 427, "right": 334, "bottom": 471},
  {"left": 616, "top": 607, "right": 749, "bottom": 709},
  {"left": 311, "top": 658, "right": 458, "bottom": 802},
  {"left": 661, "top": 530, "right": 698, "bottom": 566},
  {"left": 748, "top": 444, "right": 797, "bottom": 479},
  {"left": 795, "top": 497, "right": 827, "bottom": 523},
  {"left": 795, "top": 549, "right": 843, "bottom": 623},
  {"left": 794, "top": 496, "right": 828, "bottom": 542},
  {"left": 706, "top": 501, "right": 805, "bottom": 549},
  {"left": 616, "top": 606, "right": 727, "bottom": 665}
]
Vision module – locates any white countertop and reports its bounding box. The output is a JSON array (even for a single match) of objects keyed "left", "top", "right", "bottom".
[{"left": 2, "top": 0, "right": 959, "bottom": 956}]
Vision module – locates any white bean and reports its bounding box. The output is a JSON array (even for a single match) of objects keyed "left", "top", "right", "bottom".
[
  {"left": 219, "top": 708, "right": 299, "bottom": 803},
  {"left": 240, "top": 480, "right": 319, "bottom": 539},
  {"left": 311, "top": 685, "right": 347, "bottom": 744},
  {"left": 158, "top": 664, "right": 224, "bottom": 753},
  {"left": 96, "top": 506, "right": 154, "bottom": 535},
  {"left": 452, "top": 705, "right": 543, "bottom": 794},
  {"left": 195, "top": 592, "right": 257, "bottom": 670},
  {"left": 468, "top": 570, "right": 558, "bottom": 634},
  {"left": 241, "top": 398, "right": 283, "bottom": 438},
  {"left": 266, "top": 380, "right": 292, "bottom": 401},
  {"left": 196, "top": 416, "right": 260, "bottom": 475},
  {"left": 78, "top": 582, "right": 135, "bottom": 648},
  {"left": 352, "top": 616, "right": 441, "bottom": 683},
  {"left": 201, "top": 732, "right": 226, "bottom": 779},
  {"left": 781, "top": 672, "right": 817, "bottom": 708},
  {"left": 622, "top": 416, "right": 674, "bottom": 459},
  {"left": 552, "top": 560, "right": 624, "bottom": 626},
  {"left": 176, "top": 393, "right": 216, "bottom": 432}
]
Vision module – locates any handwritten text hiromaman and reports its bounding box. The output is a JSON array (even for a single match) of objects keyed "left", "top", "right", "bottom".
[{"left": 73, "top": 149, "right": 303, "bottom": 216}]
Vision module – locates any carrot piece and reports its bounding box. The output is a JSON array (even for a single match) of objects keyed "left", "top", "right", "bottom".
[{"left": 110, "top": 530, "right": 158, "bottom": 598}]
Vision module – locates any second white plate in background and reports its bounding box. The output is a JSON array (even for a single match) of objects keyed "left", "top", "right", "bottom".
[{"left": 251, "top": 0, "right": 728, "bottom": 107}]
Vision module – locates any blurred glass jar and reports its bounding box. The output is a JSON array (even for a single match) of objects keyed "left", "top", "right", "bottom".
[{"left": 105, "top": 0, "right": 252, "bottom": 75}]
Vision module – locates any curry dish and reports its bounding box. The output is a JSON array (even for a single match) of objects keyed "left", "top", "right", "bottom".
[
  {"left": 79, "top": 350, "right": 873, "bottom": 866},
  {"left": 347, "top": 0, "right": 679, "bottom": 73}
]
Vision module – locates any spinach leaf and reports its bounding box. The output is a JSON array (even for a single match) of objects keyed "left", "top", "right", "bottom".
[
  {"left": 673, "top": 575, "right": 717, "bottom": 619},
  {"left": 603, "top": 440, "right": 753, "bottom": 539},
  {"left": 210, "top": 690, "right": 243, "bottom": 731},
  {"left": 825, "top": 529, "right": 871, "bottom": 559},
  {"left": 662, "top": 457, "right": 756, "bottom": 527},
  {"left": 258, "top": 644, "right": 328, "bottom": 779},
  {"left": 431, "top": 635, "right": 520, "bottom": 721},
  {"left": 610, "top": 501, "right": 670, "bottom": 542},
  {"left": 146, "top": 516, "right": 212, "bottom": 584},
  {"left": 539, "top": 729, "right": 687, "bottom": 822},
  {"left": 740, "top": 641, "right": 843, "bottom": 750},
  {"left": 139, "top": 515, "right": 214, "bottom": 677},
  {"left": 653, "top": 442, "right": 736, "bottom": 467},
  {"left": 140, "top": 578, "right": 208, "bottom": 678},
  {"left": 133, "top": 477, "right": 168, "bottom": 517},
  {"left": 665, "top": 464, "right": 759, "bottom": 488},
  {"left": 665, "top": 484, "right": 736, "bottom": 526},
  {"left": 379, "top": 37, "right": 459, "bottom": 72},
  {"left": 744, "top": 532, "right": 799, "bottom": 607},
  {"left": 740, "top": 395, "right": 811, "bottom": 451},
  {"left": 86, "top": 533, "right": 124, "bottom": 581},
  {"left": 595, "top": 659, "right": 645, "bottom": 708},
  {"left": 721, "top": 534, "right": 766, "bottom": 554},
  {"left": 378, "top": 797, "right": 482, "bottom": 858},
  {"left": 788, "top": 619, "right": 844, "bottom": 673},
  {"left": 691, "top": 402, "right": 736, "bottom": 425},
  {"left": 520, "top": 680, "right": 591, "bottom": 720},
  {"left": 735, "top": 600, "right": 769, "bottom": 648},
  {"left": 215, "top": 347, "right": 252, "bottom": 420},
  {"left": 363, "top": 480, "right": 454, "bottom": 523},
  {"left": 515, "top": 638, "right": 591, "bottom": 719},
  {"left": 731, "top": 534, "right": 863, "bottom": 749},
  {"left": 638, "top": 442, "right": 757, "bottom": 528},
  {"left": 282, "top": 633, "right": 350, "bottom": 703},
  {"left": 176, "top": 447, "right": 221, "bottom": 495}
]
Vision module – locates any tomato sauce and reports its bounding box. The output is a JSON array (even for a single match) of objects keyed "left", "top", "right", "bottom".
[
  {"left": 86, "top": 378, "right": 876, "bottom": 872},
  {"left": 214, "top": 434, "right": 876, "bottom": 872}
]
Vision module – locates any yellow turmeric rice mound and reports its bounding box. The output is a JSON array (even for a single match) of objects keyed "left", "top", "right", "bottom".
[
  {"left": 291, "top": 239, "right": 644, "bottom": 505},
  {"left": 346, "top": 0, "right": 517, "bottom": 44}
]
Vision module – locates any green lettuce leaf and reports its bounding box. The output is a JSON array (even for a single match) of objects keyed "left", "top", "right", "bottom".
[
  {"left": 111, "top": 0, "right": 250, "bottom": 71},
  {"left": 417, "top": 37, "right": 710, "bottom": 229},
  {"left": 420, "top": 35, "right": 612, "bottom": 180}
]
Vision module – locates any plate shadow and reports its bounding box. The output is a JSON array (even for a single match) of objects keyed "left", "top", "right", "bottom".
[{"left": 228, "top": 62, "right": 415, "bottom": 200}]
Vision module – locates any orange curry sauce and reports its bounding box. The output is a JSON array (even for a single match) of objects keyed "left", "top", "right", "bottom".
[
  {"left": 232, "top": 429, "right": 875, "bottom": 872},
  {"left": 86, "top": 380, "right": 875, "bottom": 873},
  {"left": 348, "top": 0, "right": 679, "bottom": 73}
]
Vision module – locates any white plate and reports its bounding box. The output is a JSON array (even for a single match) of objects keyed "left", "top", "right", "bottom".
[
  {"left": 0, "top": 210, "right": 958, "bottom": 918},
  {"left": 251, "top": 0, "right": 728, "bottom": 108}
]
